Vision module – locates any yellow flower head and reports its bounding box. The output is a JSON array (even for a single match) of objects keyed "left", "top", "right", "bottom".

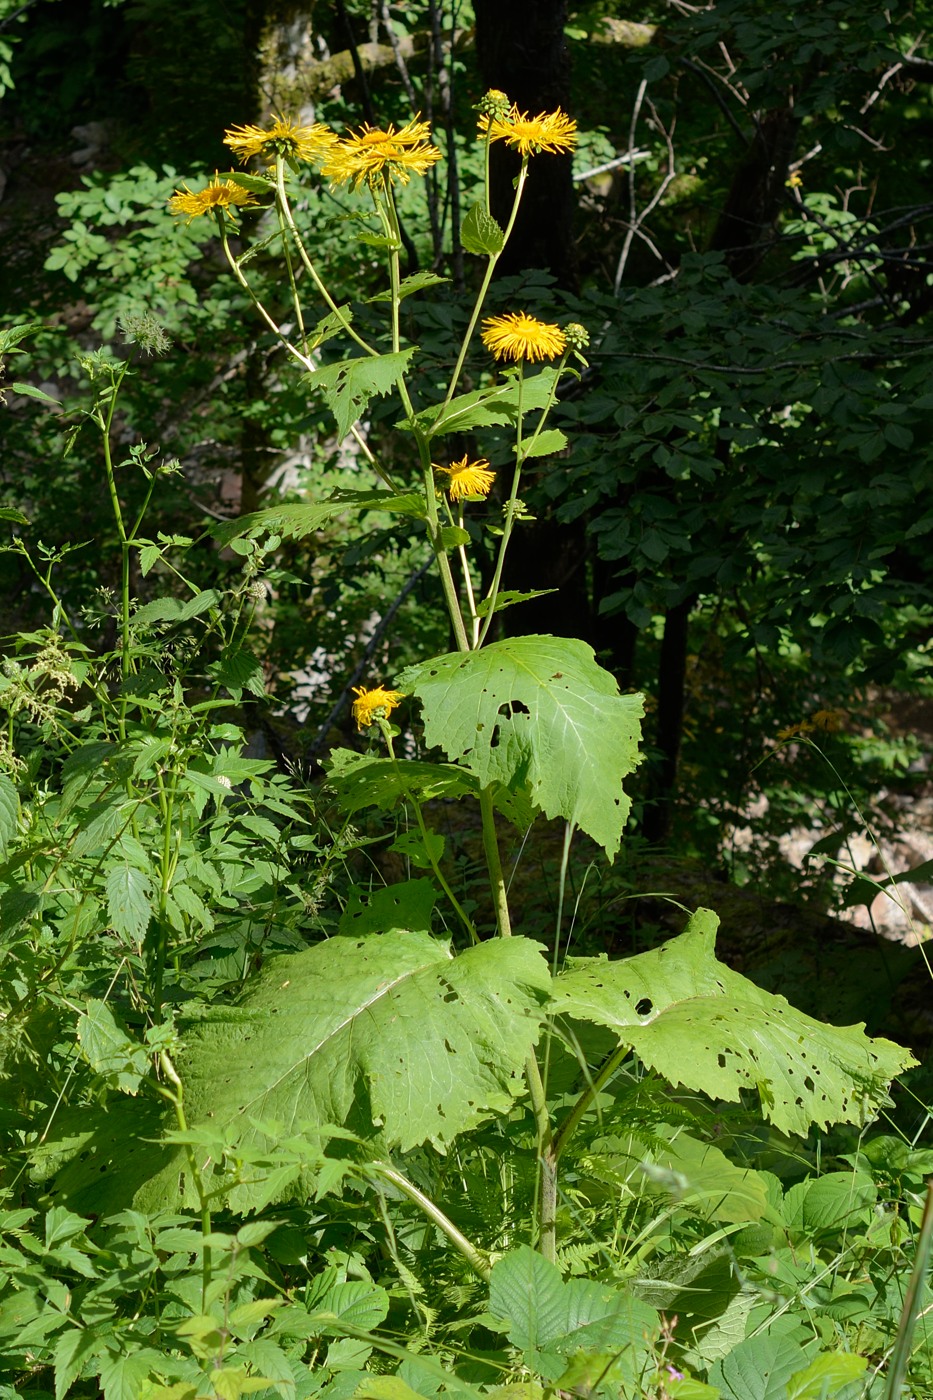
[
  {"left": 481, "top": 311, "right": 567, "bottom": 362},
  {"left": 435, "top": 456, "right": 495, "bottom": 502},
  {"left": 810, "top": 707, "right": 846, "bottom": 732},
  {"left": 351, "top": 685, "right": 404, "bottom": 731},
  {"left": 786, "top": 170, "right": 803, "bottom": 188},
  {"left": 223, "top": 114, "right": 337, "bottom": 166},
  {"left": 168, "top": 174, "right": 258, "bottom": 224},
  {"left": 321, "top": 116, "right": 442, "bottom": 190},
  {"left": 478, "top": 105, "right": 578, "bottom": 157},
  {"left": 776, "top": 721, "right": 813, "bottom": 742}
]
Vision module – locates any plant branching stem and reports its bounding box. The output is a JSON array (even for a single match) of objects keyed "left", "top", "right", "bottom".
[{"left": 368, "top": 1161, "right": 491, "bottom": 1281}]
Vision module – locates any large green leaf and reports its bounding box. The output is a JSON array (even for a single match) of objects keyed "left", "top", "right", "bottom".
[
  {"left": 551, "top": 909, "right": 915, "bottom": 1137},
  {"left": 397, "top": 636, "right": 644, "bottom": 857},
  {"left": 178, "top": 931, "right": 549, "bottom": 1150},
  {"left": 43, "top": 931, "right": 550, "bottom": 1212}
]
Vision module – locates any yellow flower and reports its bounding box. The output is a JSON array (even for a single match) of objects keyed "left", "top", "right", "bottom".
[
  {"left": 810, "top": 708, "right": 846, "bottom": 732},
  {"left": 168, "top": 174, "right": 258, "bottom": 223},
  {"left": 478, "top": 105, "right": 578, "bottom": 157},
  {"left": 435, "top": 456, "right": 495, "bottom": 501},
  {"left": 776, "top": 720, "right": 815, "bottom": 742},
  {"left": 321, "top": 116, "right": 442, "bottom": 190},
  {"left": 223, "top": 114, "right": 337, "bottom": 166},
  {"left": 786, "top": 170, "right": 803, "bottom": 188},
  {"left": 351, "top": 685, "right": 404, "bottom": 731},
  {"left": 481, "top": 311, "right": 567, "bottom": 362}
]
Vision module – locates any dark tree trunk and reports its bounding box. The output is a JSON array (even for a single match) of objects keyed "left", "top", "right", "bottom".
[
  {"left": 473, "top": 0, "right": 578, "bottom": 290},
  {"left": 708, "top": 107, "right": 799, "bottom": 281},
  {"left": 642, "top": 593, "right": 696, "bottom": 845}
]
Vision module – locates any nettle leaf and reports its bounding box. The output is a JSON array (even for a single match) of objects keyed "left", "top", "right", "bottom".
[
  {"left": 312, "top": 348, "right": 418, "bottom": 439},
  {"left": 105, "top": 864, "right": 153, "bottom": 942},
  {"left": 212, "top": 488, "right": 424, "bottom": 547},
  {"left": 77, "top": 1000, "right": 150, "bottom": 1094},
  {"left": 0, "top": 773, "right": 18, "bottom": 859},
  {"left": 552, "top": 909, "right": 916, "bottom": 1137},
  {"left": 397, "top": 636, "right": 644, "bottom": 858},
  {"left": 461, "top": 202, "right": 505, "bottom": 256}
]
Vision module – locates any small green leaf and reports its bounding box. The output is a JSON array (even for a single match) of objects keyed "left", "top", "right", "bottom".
[
  {"left": 339, "top": 880, "right": 437, "bottom": 936},
  {"left": 475, "top": 588, "right": 557, "bottom": 619},
  {"left": 314, "top": 349, "right": 418, "bottom": 439},
  {"left": 0, "top": 505, "right": 29, "bottom": 524},
  {"left": 212, "top": 488, "right": 424, "bottom": 547},
  {"left": 519, "top": 428, "right": 568, "bottom": 459},
  {"left": 78, "top": 999, "right": 151, "bottom": 1094},
  {"left": 391, "top": 829, "right": 445, "bottom": 868},
  {"left": 368, "top": 271, "right": 450, "bottom": 303},
  {"left": 785, "top": 1352, "right": 867, "bottom": 1400},
  {"left": 412, "top": 367, "right": 560, "bottom": 440},
  {"left": 309, "top": 305, "right": 354, "bottom": 349},
  {"left": 0, "top": 321, "right": 44, "bottom": 354},
  {"left": 225, "top": 170, "right": 275, "bottom": 193},
  {"left": 325, "top": 750, "right": 477, "bottom": 812},
  {"left": 98, "top": 1346, "right": 165, "bottom": 1400},
  {"left": 10, "top": 381, "right": 61, "bottom": 405},
  {"left": 440, "top": 525, "right": 470, "bottom": 550},
  {"left": 461, "top": 202, "right": 505, "bottom": 256}
]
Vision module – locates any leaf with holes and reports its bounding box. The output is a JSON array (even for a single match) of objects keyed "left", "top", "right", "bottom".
[
  {"left": 41, "top": 930, "right": 551, "bottom": 1213},
  {"left": 397, "top": 636, "right": 644, "bottom": 857},
  {"left": 551, "top": 908, "right": 915, "bottom": 1137}
]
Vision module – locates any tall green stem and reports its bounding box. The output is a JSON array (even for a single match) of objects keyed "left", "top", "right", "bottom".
[
  {"left": 478, "top": 351, "right": 568, "bottom": 647},
  {"left": 441, "top": 161, "right": 529, "bottom": 413},
  {"left": 158, "top": 1051, "right": 212, "bottom": 1311},
  {"left": 98, "top": 358, "right": 133, "bottom": 688},
  {"left": 479, "top": 784, "right": 556, "bottom": 1257}
]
